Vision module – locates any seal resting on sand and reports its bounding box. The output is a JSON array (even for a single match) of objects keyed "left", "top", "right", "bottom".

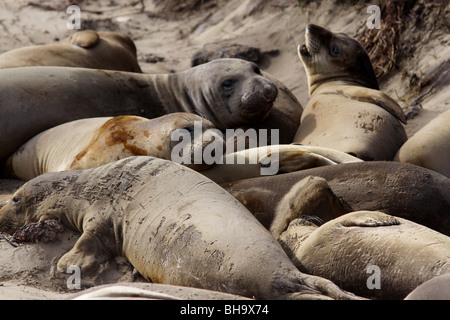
[
  {"left": 278, "top": 211, "right": 450, "bottom": 300},
  {"left": 3, "top": 113, "right": 221, "bottom": 180},
  {"left": 0, "top": 30, "right": 142, "bottom": 72},
  {"left": 0, "top": 156, "right": 359, "bottom": 300},
  {"left": 394, "top": 109, "right": 450, "bottom": 178}
]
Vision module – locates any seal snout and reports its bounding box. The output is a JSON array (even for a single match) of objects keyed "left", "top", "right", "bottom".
[
  {"left": 261, "top": 79, "right": 278, "bottom": 102},
  {"left": 240, "top": 77, "right": 277, "bottom": 119}
]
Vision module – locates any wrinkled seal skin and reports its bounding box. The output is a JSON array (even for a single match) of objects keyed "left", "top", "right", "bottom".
[
  {"left": 221, "top": 162, "right": 450, "bottom": 236},
  {"left": 0, "top": 58, "right": 277, "bottom": 161},
  {"left": 278, "top": 211, "right": 450, "bottom": 300},
  {"left": 395, "top": 109, "right": 450, "bottom": 178},
  {"left": 0, "top": 30, "right": 142, "bottom": 72},
  {"left": 0, "top": 156, "right": 359, "bottom": 300},
  {"left": 293, "top": 24, "right": 407, "bottom": 160},
  {"left": 3, "top": 113, "right": 220, "bottom": 180}
]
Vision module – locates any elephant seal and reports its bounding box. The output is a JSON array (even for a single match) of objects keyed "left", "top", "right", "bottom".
[
  {"left": 278, "top": 211, "right": 450, "bottom": 300},
  {"left": 221, "top": 161, "right": 450, "bottom": 235},
  {"left": 0, "top": 30, "right": 142, "bottom": 72},
  {"left": 0, "top": 156, "right": 359, "bottom": 300},
  {"left": 201, "top": 144, "right": 362, "bottom": 184},
  {"left": 404, "top": 273, "right": 450, "bottom": 300},
  {"left": 395, "top": 109, "right": 450, "bottom": 178},
  {"left": 293, "top": 24, "right": 407, "bottom": 160},
  {"left": 0, "top": 58, "right": 278, "bottom": 160},
  {"left": 3, "top": 113, "right": 222, "bottom": 180}
]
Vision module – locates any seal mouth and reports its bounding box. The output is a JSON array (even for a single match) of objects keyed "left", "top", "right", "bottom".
[{"left": 241, "top": 102, "right": 272, "bottom": 122}]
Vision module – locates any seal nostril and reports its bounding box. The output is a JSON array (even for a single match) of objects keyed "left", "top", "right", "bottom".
[{"left": 264, "top": 84, "right": 278, "bottom": 101}]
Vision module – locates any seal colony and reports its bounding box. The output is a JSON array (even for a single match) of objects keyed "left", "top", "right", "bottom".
[{"left": 1, "top": 18, "right": 449, "bottom": 300}]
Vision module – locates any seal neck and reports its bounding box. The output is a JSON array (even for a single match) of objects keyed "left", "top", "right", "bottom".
[
  {"left": 309, "top": 77, "right": 376, "bottom": 96},
  {"left": 168, "top": 72, "right": 225, "bottom": 129}
]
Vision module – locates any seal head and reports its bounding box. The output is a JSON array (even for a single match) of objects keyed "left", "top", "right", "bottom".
[
  {"left": 298, "top": 24, "right": 379, "bottom": 94},
  {"left": 179, "top": 58, "right": 278, "bottom": 129}
]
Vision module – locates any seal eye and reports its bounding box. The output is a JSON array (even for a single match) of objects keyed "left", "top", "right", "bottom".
[
  {"left": 222, "top": 79, "right": 236, "bottom": 89},
  {"left": 331, "top": 44, "right": 340, "bottom": 55},
  {"left": 11, "top": 196, "right": 20, "bottom": 205}
]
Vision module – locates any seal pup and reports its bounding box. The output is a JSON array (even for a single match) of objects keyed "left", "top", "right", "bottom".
[
  {"left": 0, "top": 58, "right": 277, "bottom": 160},
  {"left": 0, "top": 30, "right": 142, "bottom": 72},
  {"left": 394, "top": 109, "right": 450, "bottom": 178},
  {"left": 293, "top": 24, "right": 407, "bottom": 160},
  {"left": 0, "top": 156, "right": 359, "bottom": 300},
  {"left": 221, "top": 161, "right": 450, "bottom": 236},
  {"left": 278, "top": 211, "right": 450, "bottom": 300},
  {"left": 3, "top": 113, "right": 222, "bottom": 180}
]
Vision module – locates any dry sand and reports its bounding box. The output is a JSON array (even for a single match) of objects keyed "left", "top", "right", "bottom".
[{"left": 0, "top": 0, "right": 448, "bottom": 299}]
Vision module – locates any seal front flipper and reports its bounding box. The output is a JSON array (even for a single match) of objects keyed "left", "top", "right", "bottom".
[
  {"left": 260, "top": 147, "right": 336, "bottom": 174},
  {"left": 270, "top": 176, "right": 353, "bottom": 238},
  {"left": 67, "top": 30, "right": 100, "bottom": 48},
  {"left": 335, "top": 86, "right": 407, "bottom": 124},
  {"left": 57, "top": 229, "right": 112, "bottom": 275},
  {"left": 338, "top": 211, "right": 400, "bottom": 228}
]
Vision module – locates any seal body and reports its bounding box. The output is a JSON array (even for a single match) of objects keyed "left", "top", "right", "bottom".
[
  {"left": 294, "top": 24, "right": 407, "bottom": 160},
  {"left": 0, "top": 58, "right": 277, "bottom": 160},
  {"left": 221, "top": 161, "right": 450, "bottom": 236},
  {"left": 394, "top": 109, "right": 450, "bottom": 178},
  {"left": 279, "top": 211, "right": 450, "bottom": 300},
  {"left": 0, "top": 30, "right": 142, "bottom": 72},
  {"left": 0, "top": 156, "right": 358, "bottom": 300},
  {"left": 4, "top": 113, "right": 220, "bottom": 180},
  {"left": 405, "top": 273, "right": 450, "bottom": 300}
]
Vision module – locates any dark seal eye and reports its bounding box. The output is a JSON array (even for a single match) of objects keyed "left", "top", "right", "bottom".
[
  {"left": 12, "top": 196, "right": 20, "bottom": 204},
  {"left": 331, "top": 44, "right": 340, "bottom": 55},
  {"left": 222, "top": 79, "right": 236, "bottom": 89}
]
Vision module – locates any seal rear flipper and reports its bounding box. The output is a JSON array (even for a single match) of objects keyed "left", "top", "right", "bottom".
[
  {"left": 57, "top": 230, "right": 111, "bottom": 275},
  {"left": 67, "top": 30, "right": 100, "bottom": 49},
  {"left": 260, "top": 147, "right": 337, "bottom": 174},
  {"left": 284, "top": 273, "right": 364, "bottom": 300},
  {"left": 338, "top": 211, "right": 400, "bottom": 228}
]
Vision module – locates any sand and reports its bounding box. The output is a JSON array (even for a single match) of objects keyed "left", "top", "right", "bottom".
[{"left": 0, "top": 0, "right": 448, "bottom": 300}]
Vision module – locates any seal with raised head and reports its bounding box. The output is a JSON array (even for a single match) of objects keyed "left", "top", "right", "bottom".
[
  {"left": 221, "top": 161, "right": 450, "bottom": 235},
  {"left": 0, "top": 30, "right": 142, "bottom": 72},
  {"left": 278, "top": 211, "right": 450, "bottom": 300},
  {"left": 0, "top": 58, "right": 278, "bottom": 160},
  {"left": 0, "top": 156, "right": 359, "bottom": 300},
  {"left": 394, "top": 109, "right": 450, "bottom": 178},
  {"left": 3, "top": 113, "right": 221, "bottom": 180},
  {"left": 293, "top": 24, "right": 407, "bottom": 160},
  {"left": 190, "top": 48, "right": 303, "bottom": 145}
]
